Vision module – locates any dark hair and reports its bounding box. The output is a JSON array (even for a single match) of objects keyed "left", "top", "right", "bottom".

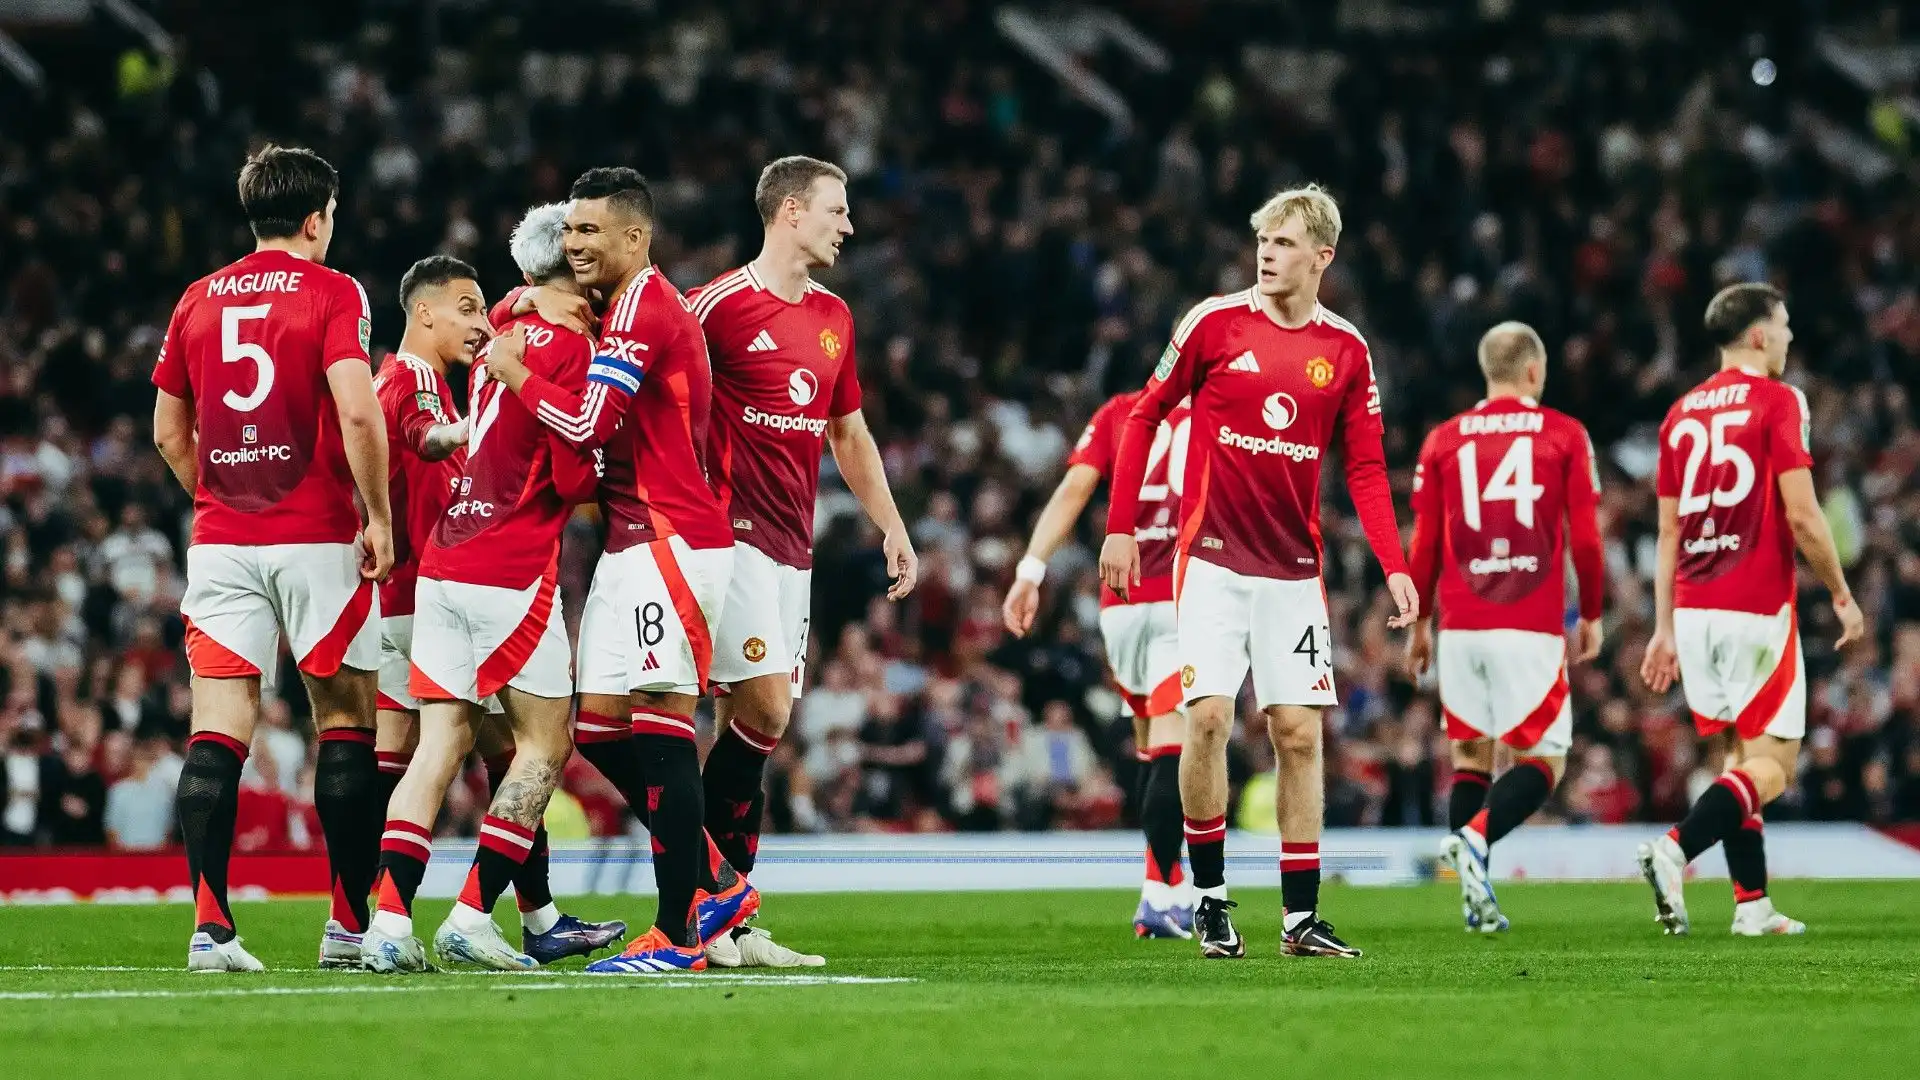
[
  {"left": 568, "top": 167, "right": 654, "bottom": 223},
  {"left": 237, "top": 144, "right": 339, "bottom": 240},
  {"left": 754, "top": 156, "right": 848, "bottom": 225},
  {"left": 1704, "top": 283, "right": 1785, "bottom": 347},
  {"left": 398, "top": 255, "right": 480, "bottom": 314}
]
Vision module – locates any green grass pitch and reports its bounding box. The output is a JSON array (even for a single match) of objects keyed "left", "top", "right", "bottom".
[{"left": 3, "top": 883, "right": 1917, "bottom": 1079}]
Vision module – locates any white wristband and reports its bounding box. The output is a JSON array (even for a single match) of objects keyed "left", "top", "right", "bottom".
[{"left": 1015, "top": 555, "right": 1047, "bottom": 585}]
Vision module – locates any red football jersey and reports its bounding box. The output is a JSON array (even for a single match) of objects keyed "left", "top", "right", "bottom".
[
  {"left": 1106, "top": 293, "right": 1405, "bottom": 582},
  {"left": 1408, "top": 398, "right": 1606, "bottom": 634},
  {"left": 1070, "top": 391, "right": 1191, "bottom": 607},
  {"left": 423, "top": 315, "right": 599, "bottom": 588},
  {"left": 151, "top": 249, "right": 371, "bottom": 547},
  {"left": 1656, "top": 367, "right": 1813, "bottom": 615},
  {"left": 373, "top": 352, "right": 462, "bottom": 617},
  {"left": 512, "top": 269, "right": 731, "bottom": 554},
  {"left": 692, "top": 264, "right": 862, "bottom": 570}
]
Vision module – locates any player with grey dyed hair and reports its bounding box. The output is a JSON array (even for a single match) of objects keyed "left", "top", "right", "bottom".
[{"left": 510, "top": 202, "right": 572, "bottom": 284}]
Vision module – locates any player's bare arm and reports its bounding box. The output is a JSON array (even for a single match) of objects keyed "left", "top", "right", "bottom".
[
  {"left": 1640, "top": 495, "right": 1682, "bottom": 693},
  {"left": 828, "top": 408, "right": 917, "bottom": 600},
  {"left": 1778, "top": 467, "right": 1865, "bottom": 647},
  {"left": 328, "top": 359, "right": 394, "bottom": 582},
  {"left": 152, "top": 388, "right": 198, "bottom": 493},
  {"left": 417, "top": 418, "right": 469, "bottom": 461},
  {"left": 1004, "top": 463, "right": 1100, "bottom": 636}
]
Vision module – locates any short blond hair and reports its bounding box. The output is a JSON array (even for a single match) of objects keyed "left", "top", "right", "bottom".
[
  {"left": 1477, "top": 321, "right": 1546, "bottom": 384},
  {"left": 1249, "top": 183, "right": 1342, "bottom": 247}
]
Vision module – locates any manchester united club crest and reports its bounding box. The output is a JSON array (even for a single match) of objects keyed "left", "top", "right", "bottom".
[
  {"left": 1305, "top": 355, "right": 1335, "bottom": 388},
  {"left": 818, "top": 328, "right": 842, "bottom": 360},
  {"left": 1181, "top": 665, "right": 1196, "bottom": 689},
  {"left": 743, "top": 637, "right": 768, "bottom": 663}
]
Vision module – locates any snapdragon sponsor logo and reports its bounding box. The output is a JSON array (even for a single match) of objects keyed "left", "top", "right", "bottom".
[
  {"left": 1217, "top": 426, "right": 1320, "bottom": 462},
  {"left": 743, "top": 405, "right": 828, "bottom": 436}
]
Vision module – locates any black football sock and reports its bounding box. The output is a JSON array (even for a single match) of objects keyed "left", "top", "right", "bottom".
[
  {"left": 461, "top": 814, "right": 535, "bottom": 914},
  {"left": 635, "top": 728, "right": 705, "bottom": 947},
  {"left": 314, "top": 728, "right": 380, "bottom": 934},
  {"left": 1672, "top": 770, "right": 1758, "bottom": 863},
  {"left": 1449, "top": 769, "right": 1492, "bottom": 831},
  {"left": 703, "top": 719, "right": 776, "bottom": 874},
  {"left": 374, "top": 819, "right": 431, "bottom": 922},
  {"left": 1474, "top": 757, "right": 1554, "bottom": 846},
  {"left": 1280, "top": 842, "right": 1320, "bottom": 916},
  {"left": 1142, "top": 752, "right": 1185, "bottom": 888},
  {"left": 1184, "top": 815, "right": 1227, "bottom": 892},
  {"left": 177, "top": 732, "right": 247, "bottom": 942},
  {"left": 482, "top": 752, "right": 556, "bottom": 915},
  {"left": 1724, "top": 814, "right": 1769, "bottom": 903}
]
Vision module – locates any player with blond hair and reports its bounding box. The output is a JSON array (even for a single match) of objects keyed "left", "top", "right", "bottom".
[{"left": 1101, "top": 185, "right": 1416, "bottom": 959}]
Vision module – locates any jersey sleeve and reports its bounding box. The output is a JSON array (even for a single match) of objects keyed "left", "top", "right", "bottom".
[
  {"left": 1769, "top": 385, "right": 1815, "bottom": 475},
  {"left": 1406, "top": 427, "right": 1445, "bottom": 616},
  {"left": 1563, "top": 420, "right": 1606, "bottom": 621},
  {"left": 1654, "top": 411, "right": 1681, "bottom": 499},
  {"left": 151, "top": 296, "right": 191, "bottom": 397},
  {"left": 490, "top": 286, "right": 529, "bottom": 331},
  {"left": 1337, "top": 338, "right": 1407, "bottom": 577},
  {"left": 830, "top": 318, "right": 862, "bottom": 417},
  {"left": 378, "top": 362, "right": 448, "bottom": 457},
  {"left": 1105, "top": 307, "right": 1210, "bottom": 535},
  {"left": 515, "top": 307, "right": 647, "bottom": 450},
  {"left": 1067, "top": 397, "right": 1120, "bottom": 476},
  {"left": 539, "top": 334, "right": 602, "bottom": 504},
  {"left": 322, "top": 273, "right": 373, "bottom": 369}
]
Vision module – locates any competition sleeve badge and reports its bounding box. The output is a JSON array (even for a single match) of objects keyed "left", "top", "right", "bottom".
[
  {"left": 1153, "top": 343, "right": 1178, "bottom": 382},
  {"left": 359, "top": 317, "right": 372, "bottom": 354}
]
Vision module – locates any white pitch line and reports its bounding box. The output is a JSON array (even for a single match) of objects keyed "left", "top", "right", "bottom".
[
  {"left": 0, "top": 974, "right": 914, "bottom": 1002},
  {"left": 0, "top": 964, "right": 912, "bottom": 984}
]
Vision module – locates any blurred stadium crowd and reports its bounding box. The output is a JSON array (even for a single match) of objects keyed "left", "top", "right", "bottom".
[{"left": 3, "top": 0, "right": 1919, "bottom": 849}]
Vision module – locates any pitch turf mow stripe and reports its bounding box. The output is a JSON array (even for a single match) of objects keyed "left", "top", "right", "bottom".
[{"left": 0, "top": 975, "right": 915, "bottom": 1001}]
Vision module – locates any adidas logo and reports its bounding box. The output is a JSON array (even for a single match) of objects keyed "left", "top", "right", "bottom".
[
  {"left": 1310, "top": 673, "right": 1331, "bottom": 693},
  {"left": 642, "top": 652, "right": 661, "bottom": 672},
  {"left": 1228, "top": 351, "right": 1260, "bottom": 373},
  {"left": 746, "top": 330, "right": 778, "bottom": 353}
]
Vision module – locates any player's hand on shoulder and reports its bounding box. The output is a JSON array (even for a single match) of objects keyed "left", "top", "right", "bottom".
[
  {"left": 884, "top": 526, "right": 919, "bottom": 601},
  {"left": 1097, "top": 534, "right": 1139, "bottom": 600},
  {"left": 485, "top": 325, "right": 531, "bottom": 389},
  {"left": 1404, "top": 618, "right": 1433, "bottom": 678},
  {"left": 529, "top": 287, "right": 597, "bottom": 337},
  {"left": 1003, "top": 579, "right": 1040, "bottom": 637},
  {"left": 1384, "top": 572, "right": 1419, "bottom": 630},
  {"left": 1572, "top": 617, "right": 1605, "bottom": 663},
  {"left": 1640, "top": 628, "right": 1679, "bottom": 694},
  {"left": 359, "top": 520, "right": 395, "bottom": 583},
  {"left": 1833, "top": 591, "right": 1865, "bottom": 648}
]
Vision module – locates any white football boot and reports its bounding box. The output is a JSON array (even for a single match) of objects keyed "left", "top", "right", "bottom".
[
  {"left": 434, "top": 913, "right": 538, "bottom": 971},
  {"left": 705, "top": 925, "right": 826, "bottom": 968},
  {"left": 318, "top": 920, "right": 363, "bottom": 970},
  {"left": 1636, "top": 834, "right": 1691, "bottom": 936},
  {"left": 187, "top": 932, "right": 266, "bottom": 973},
  {"left": 1731, "top": 897, "right": 1806, "bottom": 936}
]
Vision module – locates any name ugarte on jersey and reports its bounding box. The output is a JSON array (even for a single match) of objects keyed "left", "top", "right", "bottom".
[
  {"left": 1682, "top": 382, "right": 1752, "bottom": 412},
  {"left": 1458, "top": 411, "right": 1545, "bottom": 436},
  {"left": 206, "top": 270, "right": 306, "bottom": 298}
]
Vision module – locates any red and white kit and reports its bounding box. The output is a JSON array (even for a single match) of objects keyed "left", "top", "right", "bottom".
[
  {"left": 510, "top": 271, "right": 734, "bottom": 717},
  {"left": 153, "top": 249, "right": 380, "bottom": 686},
  {"left": 1656, "top": 367, "right": 1814, "bottom": 740},
  {"left": 1409, "top": 398, "right": 1606, "bottom": 756},
  {"left": 371, "top": 352, "right": 463, "bottom": 710},
  {"left": 408, "top": 314, "right": 599, "bottom": 705},
  {"left": 1108, "top": 294, "right": 1407, "bottom": 709},
  {"left": 1073, "top": 390, "right": 1191, "bottom": 719},
  {"left": 694, "top": 264, "right": 862, "bottom": 698}
]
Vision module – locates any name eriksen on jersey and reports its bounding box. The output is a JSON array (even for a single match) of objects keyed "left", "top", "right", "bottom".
[
  {"left": 207, "top": 271, "right": 305, "bottom": 298},
  {"left": 1458, "top": 412, "right": 1544, "bottom": 436}
]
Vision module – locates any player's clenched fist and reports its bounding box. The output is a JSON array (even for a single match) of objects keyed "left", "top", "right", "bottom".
[
  {"left": 359, "top": 519, "right": 395, "bottom": 583},
  {"left": 484, "top": 324, "right": 530, "bottom": 390},
  {"left": 1098, "top": 533, "right": 1140, "bottom": 600}
]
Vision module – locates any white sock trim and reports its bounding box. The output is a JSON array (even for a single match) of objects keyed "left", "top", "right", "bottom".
[{"left": 521, "top": 902, "right": 561, "bottom": 935}]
